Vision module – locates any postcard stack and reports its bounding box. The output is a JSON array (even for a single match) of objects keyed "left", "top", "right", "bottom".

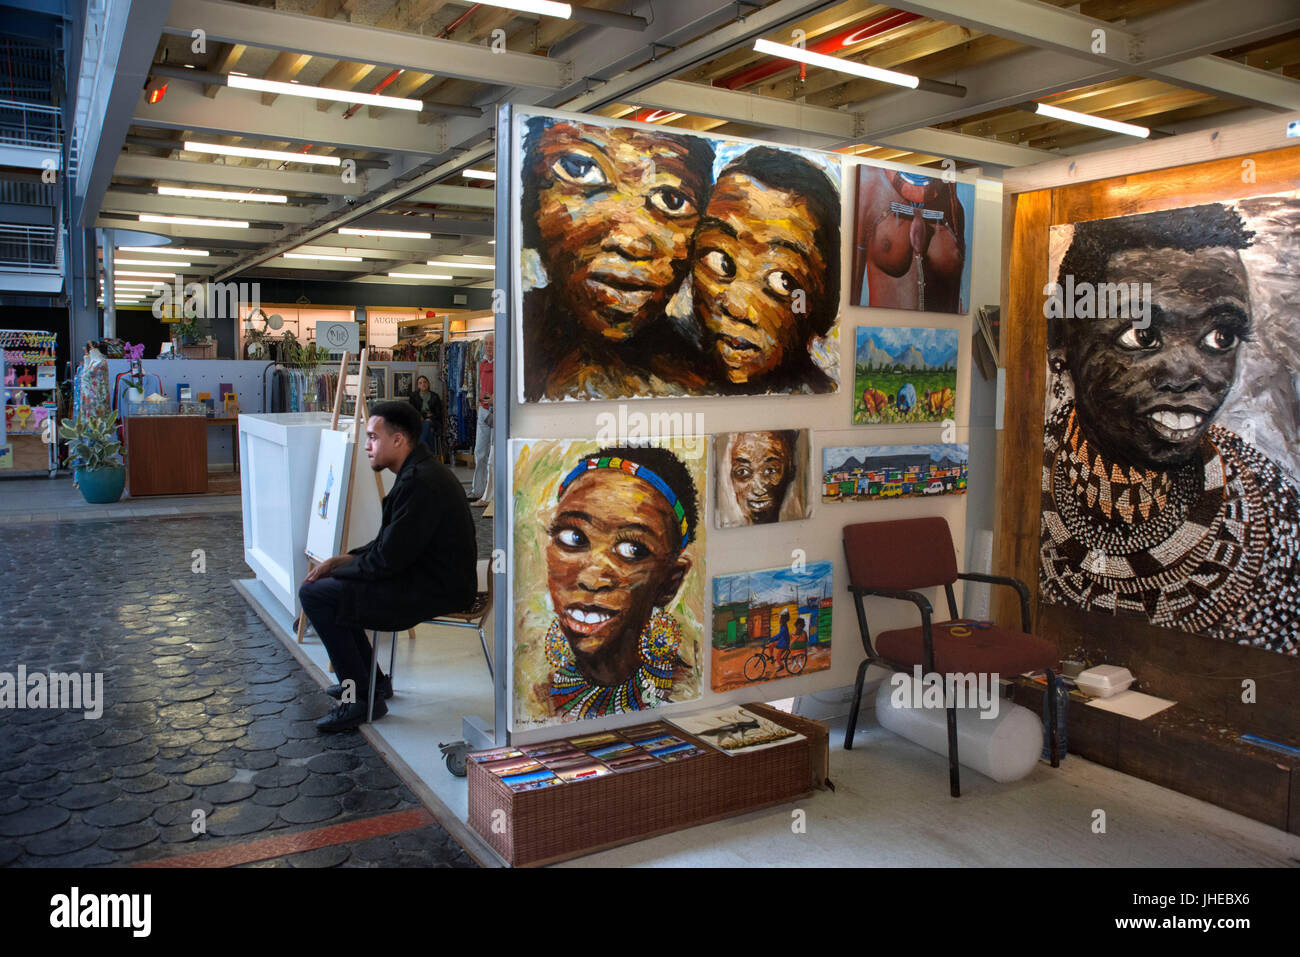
[{"left": 468, "top": 722, "right": 710, "bottom": 793}]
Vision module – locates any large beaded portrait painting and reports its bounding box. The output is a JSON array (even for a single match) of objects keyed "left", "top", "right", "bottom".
[
  {"left": 511, "top": 438, "right": 706, "bottom": 728},
  {"left": 1040, "top": 195, "right": 1300, "bottom": 655}
]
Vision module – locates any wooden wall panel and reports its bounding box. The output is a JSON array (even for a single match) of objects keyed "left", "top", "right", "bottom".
[
  {"left": 997, "top": 143, "right": 1300, "bottom": 746},
  {"left": 993, "top": 189, "right": 1051, "bottom": 628}
]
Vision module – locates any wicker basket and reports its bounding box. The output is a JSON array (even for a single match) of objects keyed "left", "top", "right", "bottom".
[{"left": 468, "top": 704, "right": 828, "bottom": 867}]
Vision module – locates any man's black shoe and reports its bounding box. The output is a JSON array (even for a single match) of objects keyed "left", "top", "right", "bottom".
[
  {"left": 315, "top": 696, "right": 387, "bottom": 734},
  {"left": 325, "top": 672, "right": 393, "bottom": 701}
]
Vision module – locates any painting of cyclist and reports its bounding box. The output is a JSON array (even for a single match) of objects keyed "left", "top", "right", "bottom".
[{"left": 710, "top": 562, "right": 834, "bottom": 692}]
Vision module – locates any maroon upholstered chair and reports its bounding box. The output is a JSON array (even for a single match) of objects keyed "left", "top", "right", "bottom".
[{"left": 842, "top": 517, "right": 1061, "bottom": 797}]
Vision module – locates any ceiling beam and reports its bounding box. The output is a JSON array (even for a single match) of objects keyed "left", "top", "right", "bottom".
[
  {"left": 840, "top": 0, "right": 1288, "bottom": 143},
  {"left": 212, "top": 0, "right": 841, "bottom": 281},
  {"left": 131, "top": 83, "right": 448, "bottom": 155},
  {"left": 1154, "top": 57, "right": 1300, "bottom": 111},
  {"left": 74, "top": 0, "right": 173, "bottom": 230},
  {"left": 632, "top": 79, "right": 860, "bottom": 138},
  {"left": 99, "top": 190, "right": 321, "bottom": 224},
  {"left": 884, "top": 0, "right": 1137, "bottom": 60},
  {"left": 310, "top": 236, "right": 468, "bottom": 256},
  {"left": 162, "top": 0, "right": 569, "bottom": 90},
  {"left": 402, "top": 184, "right": 496, "bottom": 209},
  {"left": 865, "top": 126, "right": 1056, "bottom": 167},
  {"left": 885, "top": 0, "right": 1300, "bottom": 110},
  {"left": 348, "top": 214, "right": 494, "bottom": 237},
  {"left": 93, "top": 216, "right": 287, "bottom": 244},
  {"left": 114, "top": 155, "right": 364, "bottom": 196}
]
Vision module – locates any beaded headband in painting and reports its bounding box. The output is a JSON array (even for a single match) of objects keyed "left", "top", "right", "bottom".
[{"left": 559, "top": 456, "right": 693, "bottom": 550}]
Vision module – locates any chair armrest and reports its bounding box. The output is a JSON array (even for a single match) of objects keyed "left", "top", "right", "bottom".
[
  {"left": 847, "top": 585, "right": 936, "bottom": 673},
  {"left": 847, "top": 584, "right": 933, "bottom": 616},
  {"left": 957, "top": 572, "right": 1030, "bottom": 632}
]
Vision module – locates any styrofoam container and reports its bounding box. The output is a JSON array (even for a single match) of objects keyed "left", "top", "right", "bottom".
[{"left": 1074, "top": 664, "right": 1133, "bottom": 698}]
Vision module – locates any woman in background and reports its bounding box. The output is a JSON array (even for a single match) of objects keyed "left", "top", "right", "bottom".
[{"left": 409, "top": 375, "right": 444, "bottom": 460}]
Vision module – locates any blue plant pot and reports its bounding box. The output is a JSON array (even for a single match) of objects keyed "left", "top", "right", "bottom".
[{"left": 77, "top": 466, "right": 126, "bottom": 504}]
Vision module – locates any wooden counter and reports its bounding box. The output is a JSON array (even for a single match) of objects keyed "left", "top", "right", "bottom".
[{"left": 125, "top": 415, "right": 208, "bottom": 496}]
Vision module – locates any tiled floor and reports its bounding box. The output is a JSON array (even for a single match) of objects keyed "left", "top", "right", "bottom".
[
  {"left": 0, "top": 512, "right": 478, "bottom": 868},
  {"left": 0, "top": 475, "right": 242, "bottom": 523}
]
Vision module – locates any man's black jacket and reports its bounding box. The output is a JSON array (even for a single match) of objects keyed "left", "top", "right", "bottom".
[{"left": 331, "top": 443, "right": 478, "bottom": 629}]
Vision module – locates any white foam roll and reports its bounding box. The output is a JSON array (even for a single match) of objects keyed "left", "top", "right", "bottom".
[{"left": 874, "top": 677, "right": 1042, "bottom": 783}]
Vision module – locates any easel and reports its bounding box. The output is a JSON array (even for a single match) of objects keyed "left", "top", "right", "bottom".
[{"left": 296, "top": 351, "right": 387, "bottom": 649}]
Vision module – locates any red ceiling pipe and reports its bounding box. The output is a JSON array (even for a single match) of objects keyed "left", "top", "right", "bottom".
[
  {"left": 714, "top": 10, "right": 921, "bottom": 90},
  {"left": 440, "top": 4, "right": 481, "bottom": 38},
  {"left": 339, "top": 3, "right": 479, "bottom": 119},
  {"left": 342, "top": 67, "right": 403, "bottom": 119}
]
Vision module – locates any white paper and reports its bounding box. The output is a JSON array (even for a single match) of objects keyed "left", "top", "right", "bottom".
[{"left": 1085, "top": 690, "right": 1175, "bottom": 721}]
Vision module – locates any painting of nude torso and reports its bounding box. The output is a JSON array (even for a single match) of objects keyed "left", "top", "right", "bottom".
[
  {"left": 514, "top": 111, "right": 842, "bottom": 402},
  {"left": 851, "top": 166, "right": 975, "bottom": 315}
]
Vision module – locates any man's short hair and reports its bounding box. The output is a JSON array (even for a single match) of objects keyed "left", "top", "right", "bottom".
[
  {"left": 718, "top": 146, "right": 841, "bottom": 339},
  {"left": 1050, "top": 203, "right": 1254, "bottom": 350},
  {"left": 370, "top": 401, "right": 422, "bottom": 444}
]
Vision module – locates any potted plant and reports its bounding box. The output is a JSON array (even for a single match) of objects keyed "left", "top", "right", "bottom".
[
  {"left": 122, "top": 343, "right": 148, "bottom": 406},
  {"left": 244, "top": 325, "right": 267, "bottom": 359},
  {"left": 60, "top": 411, "right": 126, "bottom": 503},
  {"left": 174, "top": 316, "right": 200, "bottom": 347}
]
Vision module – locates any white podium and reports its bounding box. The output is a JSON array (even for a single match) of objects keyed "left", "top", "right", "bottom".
[{"left": 238, "top": 412, "right": 335, "bottom": 620}]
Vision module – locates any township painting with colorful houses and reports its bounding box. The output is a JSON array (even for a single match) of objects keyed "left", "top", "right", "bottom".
[
  {"left": 822, "top": 443, "right": 968, "bottom": 503},
  {"left": 710, "top": 562, "right": 833, "bottom": 692}
]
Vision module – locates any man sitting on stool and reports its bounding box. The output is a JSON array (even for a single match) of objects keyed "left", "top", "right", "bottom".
[{"left": 299, "top": 401, "right": 478, "bottom": 733}]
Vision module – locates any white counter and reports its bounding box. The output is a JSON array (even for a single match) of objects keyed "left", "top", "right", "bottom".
[{"left": 238, "top": 412, "right": 335, "bottom": 619}]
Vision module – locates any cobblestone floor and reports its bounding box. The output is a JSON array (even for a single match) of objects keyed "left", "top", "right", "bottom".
[{"left": 0, "top": 513, "right": 477, "bottom": 868}]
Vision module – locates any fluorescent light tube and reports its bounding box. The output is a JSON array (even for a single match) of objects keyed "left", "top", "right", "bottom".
[
  {"left": 1032, "top": 101, "right": 1150, "bottom": 138},
  {"left": 227, "top": 74, "right": 422, "bottom": 112},
  {"left": 753, "top": 37, "right": 919, "bottom": 89},
  {"left": 462, "top": 169, "right": 496, "bottom": 180},
  {"left": 115, "top": 270, "right": 178, "bottom": 277},
  {"left": 388, "top": 272, "right": 453, "bottom": 279},
  {"left": 340, "top": 228, "right": 432, "bottom": 239},
  {"left": 118, "top": 246, "right": 209, "bottom": 256},
  {"left": 114, "top": 258, "right": 193, "bottom": 267},
  {"left": 426, "top": 261, "right": 494, "bottom": 270},
  {"left": 158, "top": 186, "right": 288, "bottom": 203},
  {"left": 472, "top": 0, "right": 571, "bottom": 18},
  {"left": 184, "top": 141, "right": 342, "bottom": 167},
  {"left": 140, "top": 214, "right": 250, "bottom": 228},
  {"left": 284, "top": 253, "right": 364, "bottom": 262}
]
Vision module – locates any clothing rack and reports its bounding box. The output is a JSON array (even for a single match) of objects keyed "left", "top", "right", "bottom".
[
  {"left": 262, "top": 362, "right": 341, "bottom": 414},
  {"left": 442, "top": 337, "right": 484, "bottom": 453}
]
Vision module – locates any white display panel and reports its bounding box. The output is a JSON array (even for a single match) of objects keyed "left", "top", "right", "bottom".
[{"left": 238, "top": 412, "right": 334, "bottom": 618}]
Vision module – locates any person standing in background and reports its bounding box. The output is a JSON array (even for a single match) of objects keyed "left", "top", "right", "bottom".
[
  {"left": 469, "top": 334, "right": 495, "bottom": 506},
  {"left": 409, "top": 375, "right": 444, "bottom": 459}
]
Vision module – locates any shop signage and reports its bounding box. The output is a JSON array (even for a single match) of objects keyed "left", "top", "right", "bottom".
[{"left": 317, "top": 321, "right": 360, "bottom": 355}]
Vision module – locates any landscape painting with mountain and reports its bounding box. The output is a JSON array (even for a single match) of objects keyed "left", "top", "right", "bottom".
[
  {"left": 853, "top": 325, "right": 958, "bottom": 424},
  {"left": 822, "top": 443, "right": 968, "bottom": 503}
]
